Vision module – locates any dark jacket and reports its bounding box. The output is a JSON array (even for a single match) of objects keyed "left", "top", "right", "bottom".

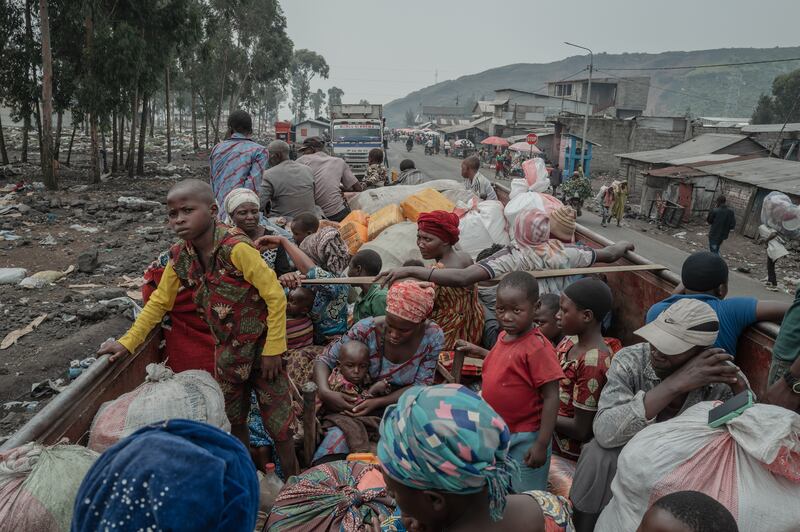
[{"left": 707, "top": 205, "right": 736, "bottom": 242}]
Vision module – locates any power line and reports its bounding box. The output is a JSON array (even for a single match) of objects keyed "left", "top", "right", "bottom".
[{"left": 598, "top": 57, "right": 800, "bottom": 71}]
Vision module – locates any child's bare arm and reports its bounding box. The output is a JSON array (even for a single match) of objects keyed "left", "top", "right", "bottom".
[
  {"left": 367, "top": 379, "right": 391, "bottom": 397},
  {"left": 525, "top": 380, "right": 560, "bottom": 468}
]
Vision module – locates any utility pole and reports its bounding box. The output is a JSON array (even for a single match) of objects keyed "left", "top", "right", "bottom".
[{"left": 565, "top": 42, "right": 593, "bottom": 170}]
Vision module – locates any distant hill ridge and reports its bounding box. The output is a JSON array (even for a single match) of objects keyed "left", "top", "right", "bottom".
[{"left": 384, "top": 46, "right": 800, "bottom": 126}]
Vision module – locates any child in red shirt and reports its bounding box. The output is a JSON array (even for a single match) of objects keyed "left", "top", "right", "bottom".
[{"left": 456, "top": 271, "right": 564, "bottom": 491}]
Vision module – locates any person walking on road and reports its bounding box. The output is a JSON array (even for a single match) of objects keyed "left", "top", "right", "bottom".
[
  {"left": 611, "top": 181, "right": 628, "bottom": 226},
  {"left": 757, "top": 223, "right": 789, "bottom": 291},
  {"left": 706, "top": 196, "right": 736, "bottom": 254},
  {"left": 209, "top": 110, "right": 268, "bottom": 220},
  {"left": 549, "top": 163, "right": 561, "bottom": 196},
  {"left": 296, "top": 136, "right": 363, "bottom": 222}
]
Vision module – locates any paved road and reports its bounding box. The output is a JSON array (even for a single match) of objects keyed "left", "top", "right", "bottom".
[{"left": 386, "top": 142, "right": 790, "bottom": 301}]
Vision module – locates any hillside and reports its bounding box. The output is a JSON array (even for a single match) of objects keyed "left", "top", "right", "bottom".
[{"left": 384, "top": 47, "right": 800, "bottom": 126}]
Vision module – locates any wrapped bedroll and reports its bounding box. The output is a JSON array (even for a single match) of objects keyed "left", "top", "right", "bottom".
[
  {"left": 596, "top": 402, "right": 800, "bottom": 532},
  {"left": 348, "top": 179, "right": 465, "bottom": 214},
  {"left": 761, "top": 191, "right": 800, "bottom": 239},
  {"left": 88, "top": 362, "right": 230, "bottom": 452},
  {"left": 456, "top": 199, "right": 510, "bottom": 259},
  {"left": 361, "top": 222, "right": 432, "bottom": 271},
  {"left": 267, "top": 460, "right": 393, "bottom": 532},
  {"left": 0, "top": 443, "right": 98, "bottom": 532}
]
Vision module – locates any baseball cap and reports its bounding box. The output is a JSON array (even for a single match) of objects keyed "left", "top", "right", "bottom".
[
  {"left": 298, "top": 136, "right": 325, "bottom": 152},
  {"left": 635, "top": 298, "right": 719, "bottom": 355},
  {"left": 681, "top": 252, "right": 728, "bottom": 292}
]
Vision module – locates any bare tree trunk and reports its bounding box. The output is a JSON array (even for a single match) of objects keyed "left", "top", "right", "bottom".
[
  {"left": 38, "top": 0, "right": 56, "bottom": 189},
  {"left": 89, "top": 114, "right": 100, "bottom": 182},
  {"left": 204, "top": 109, "right": 209, "bottom": 150},
  {"left": 165, "top": 66, "right": 172, "bottom": 163},
  {"left": 179, "top": 101, "right": 183, "bottom": 133},
  {"left": 137, "top": 93, "right": 147, "bottom": 175},
  {"left": 0, "top": 113, "right": 9, "bottom": 164},
  {"left": 149, "top": 100, "right": 154, "bottom": 138},
  {"left": 127, "top": 87, "right": 139, "bottom": 178},
  {"left": 100, "top": 126, "right": 108, "bottom": 173},
  {"left": 111, "top": 111, "right": 118, "bottom": 171},
  {"left": 119, "top": 113, "right": 125, "bottom": 167},
  {"left": 66, "top": 121, "right": 76, "bottom": 165},
  {"left": 34, "top": 99, "right": 43, "bottom": 154},
  {"left": 21, "top": 115, "right": 30, "bottom": 162},
  {"left": 214, "top": 48, "right": 228, "bottom": 144},
  {"left": 53, "top": 110, "right": 63, "bottom": 161},
  {"left": 191, "top": 90, "right": 199, "bottom": 150}
]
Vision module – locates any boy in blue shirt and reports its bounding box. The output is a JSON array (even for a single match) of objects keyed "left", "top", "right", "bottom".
[{"left": 646, "top": 252, "right": 788, "bottom": 356}]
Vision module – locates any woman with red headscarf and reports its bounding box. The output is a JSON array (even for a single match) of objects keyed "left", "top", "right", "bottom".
[{"left": 416, "top": 210, "right": 485, "bottom": 349}]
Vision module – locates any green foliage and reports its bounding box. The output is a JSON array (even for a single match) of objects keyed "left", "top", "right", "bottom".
[
  {"left": 290, "top": 49, "right": 329, "bottom": 122},
  {"left": 751, "top": 94, "right": 775, "bottom": 124},
  {"left": 358, "top": 99, "right": 369, "bottom": 105},
  {"left": 309, "top": 89, "right": 325, "bottom": 118},
  {"left": 326, "top": 86, "right": 343, "bottom": 115}
]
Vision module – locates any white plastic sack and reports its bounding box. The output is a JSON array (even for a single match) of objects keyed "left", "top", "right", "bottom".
[
  {"left": 761, "top": 191, "right": 800, "bottom": 239},
  {"left": 596, "top": 402, "right": 800, "bottom": 532},
  {"left": 521, "top": 157, "right": 550, "bottom": 192},
  {"left": 349, "top": 179, "right": 465, "bottom": 214},
  {"left": 88, "top": 363, "right": 230, "bottom": 452},
  {"left": 360, "top": 222, "right": 433, "bottom": 271},
  {"left": 0, "top": 268, "right": 27, "bottom": 285},
  {"left": 457, "top": 200, "right": 510, "bottom": 259}
]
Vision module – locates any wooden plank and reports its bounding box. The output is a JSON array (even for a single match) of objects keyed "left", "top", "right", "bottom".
[{"left": 300, "top": 264, "right": 667, "bottom": 285}]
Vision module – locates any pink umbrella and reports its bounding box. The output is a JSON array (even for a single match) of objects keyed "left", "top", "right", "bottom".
[
  {"left": 508, "top": 141, "right": 542, "bottom": 154},
  {"left": 480, "top": 136, "right": 510, "bottom": 147}
]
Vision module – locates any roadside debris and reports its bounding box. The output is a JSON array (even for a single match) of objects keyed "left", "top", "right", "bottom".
[
  {"left": 117, "top": 196, "right": 162, "bottom": 211},
  {"left": 18, "top": 265, "right": 75, "bottom": 289},
  {"left": 0, "top": 268, "right": 27, "bottom": 285},
  {"left": 1, "top": 314, "right": 48, "bottom": 350}
]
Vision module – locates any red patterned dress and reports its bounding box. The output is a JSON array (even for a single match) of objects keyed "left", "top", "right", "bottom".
[{"left": 170, "top": 224, "right": 294, "bottom": 440}]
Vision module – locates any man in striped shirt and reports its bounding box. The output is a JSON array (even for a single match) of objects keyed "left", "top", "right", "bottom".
[{"left": 209, "top": 110, "right": 269, "bottom": 220}]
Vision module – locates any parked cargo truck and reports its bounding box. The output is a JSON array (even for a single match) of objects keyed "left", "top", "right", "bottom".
[{"left": 329, "top": 104, "right": 383, "bottom": 177}]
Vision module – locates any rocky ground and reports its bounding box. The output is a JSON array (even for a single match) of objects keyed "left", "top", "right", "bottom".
[{"left": 0, "top": 126, "right": 219, "bottom": 442}]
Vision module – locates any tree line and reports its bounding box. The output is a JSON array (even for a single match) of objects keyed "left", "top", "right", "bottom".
[{"left": 0, "top": 0, "right": 345, "bottom": 190}]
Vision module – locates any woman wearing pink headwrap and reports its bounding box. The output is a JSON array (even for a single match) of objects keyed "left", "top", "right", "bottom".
[
  {"left": 416, "top": 210, "right": 485, "bottom": 350},
  {"left": 311, "top": 280, "right": 445, "bottom": 460},
  {"left": 378, "top": 207, "right": 635, "bottom": 296}
]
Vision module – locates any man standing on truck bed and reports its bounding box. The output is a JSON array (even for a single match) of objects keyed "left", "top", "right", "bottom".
[{"left": 296, "top": 136, "right": 363, "bottom": 222}]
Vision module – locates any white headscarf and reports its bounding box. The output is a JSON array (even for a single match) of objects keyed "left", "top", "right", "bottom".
[{"left": 223, "top": 188, "right": 260, "bottom": 225}]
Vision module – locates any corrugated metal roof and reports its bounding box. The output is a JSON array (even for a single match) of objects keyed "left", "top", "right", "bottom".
[
  {"left": 441, "top": 116, "right": 492, "bottom": 134},
  {"left": 646, "top": 165, "right": 712, "bottom": 178},
  {"left": 665, "top": 153, "right": 740, "bottom": 166},
  {"left": 692, "top": 158, "right": 800, "bottom": 197},
  {"left": 741, "top": 123, "right": 800, "bottom": 133},
  {"left": 616, "top": 134, "right": 752, "bottom": 163}
]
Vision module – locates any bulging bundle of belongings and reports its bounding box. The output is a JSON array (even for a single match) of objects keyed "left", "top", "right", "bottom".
[
  {"left": 88, "top": 363, "right": 230, "bottom": 452},
  {"left": 761, "top": 191, "right": 800, "bottom": 239},
  {"left": 505, "top": 177, "right": 564, "bottom": 240},
  {"left": 348, "top": 180, "right": 467, "bottom": 214},
  {"left": 361, "top": 222, "right": 431, "bottom": 271},
  {"left": 455, "top": 199, "right": 510, "bottom": 259},
  {"left": 267, "top": 460, "right": 393, "bottom": 532},
  {"left": 0, "top": 442, "right": 98, "bottom": 532},
  {"left": 596, "top": 402, "right": 800, "bottom": 532}
]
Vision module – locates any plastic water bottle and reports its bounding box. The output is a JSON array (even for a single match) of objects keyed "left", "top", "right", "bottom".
[{"left": 259, "top": 463, "right": 284, "bottom": 514}]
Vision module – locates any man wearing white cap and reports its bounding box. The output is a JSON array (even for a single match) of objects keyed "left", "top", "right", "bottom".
[{"left": 570, "top": 298, "right": 744, "bottom": 532}]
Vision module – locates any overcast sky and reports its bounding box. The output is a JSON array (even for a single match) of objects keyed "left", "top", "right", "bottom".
[{"left": 278, "top": 0, "right": 800, "bottom": 117}]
